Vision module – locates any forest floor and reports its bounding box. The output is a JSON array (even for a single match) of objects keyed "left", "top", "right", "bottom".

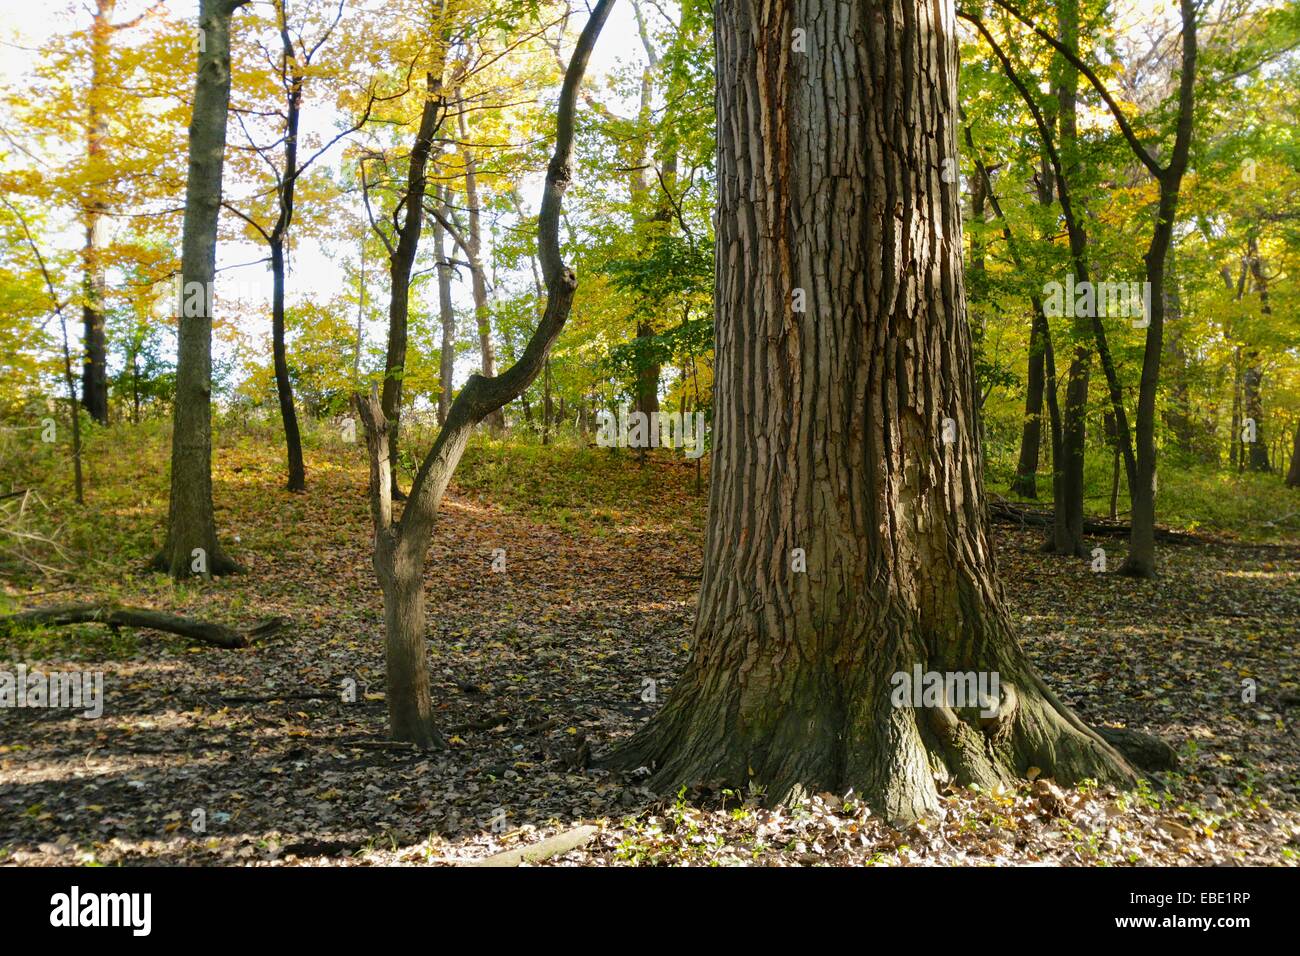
[{"left": 2, "top": 424, "right": 1298, "bottom": 866}]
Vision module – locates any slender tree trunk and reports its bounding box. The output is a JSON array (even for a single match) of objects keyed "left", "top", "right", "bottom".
[
  {"left": 354, "top": 239, "right": 365, "bottom": 383},
  {"left": 542, "top": 358, "right": 553, "bottom": 444},
  {"left": 1012, "top": 310, "right": 1046, "bottom": 498},
  {"left": 355, "top": 0, "right": 616, "bottom": 746},
  {"left": 1162, "top": 243, "right": 1196, "bottom": 458},
  {"left": 270, "top": 238, "right": 305, "bottom": 490},
  {"left": 1244, "top": 239, "right": 1271, "bottom": 472},
  {"left": 1119, "top": 0, "right": 1197, "bottom": 577},
  {"left": 382, "top": 71, "right": 446, "bottom": 499},
  {"left": 963, "top": 124, "right": 1050, "bottom": 502},
  {"left": 265, "top": 12, "right": 307, "bottom": 492},
  {"left": 462, "top": 145, "right": 501, "bottom": 429},
  {"left": 459, "top": 99, "right": 504, "bottom": 432},
  {"left": 433, "top": 187, "right": 456, "bottom": 427},
  {"left": 80, "top": 0, "right": 113, "bottom": 426},
  {"left": 153, "top": 0, "right": 247, "bottom": 578},
  {"left": 59, "top": 299, "right": 85, "bottom": 505},
  {"left": 607, "top": 0, "right": 1133, "bottom": 822},
  {"left": 131, "top": 347, "right": 140, "bottom": 424},
  {"left": 1052, "top": 0, "right": 1091, "bottom": 558},
  {"left": 1230, "top": 345, "right": 1242, "bottom": 468},
  {"left": 1287, "top": 421, "right": 1300, "bottom": 488},
  {"left": 629, "top": 11, "right": 667, "bottom": 419},
  {"left": 1243, "top": 360, "right": 1268, "bottom": 470}
]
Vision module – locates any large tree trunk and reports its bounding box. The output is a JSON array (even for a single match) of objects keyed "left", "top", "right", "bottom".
[
  {"left": 607, "top": 0, "right": 1133, "bottom": 823},
  {"left": 153, "top": 0, "right": 247, "bottom": 578}
]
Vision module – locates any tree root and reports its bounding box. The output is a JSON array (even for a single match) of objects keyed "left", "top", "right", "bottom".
[{"left": 1092, "top": 725, "right": 1179, "bottom": 771}]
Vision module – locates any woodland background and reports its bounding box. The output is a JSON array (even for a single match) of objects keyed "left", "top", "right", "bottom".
[{"left": 0, "top": 0, "right": 1297, "bottom": 866}]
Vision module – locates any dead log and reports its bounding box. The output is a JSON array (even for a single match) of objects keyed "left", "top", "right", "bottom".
[
  {"left": 989, "top": 498, "right": 1201, "bottom": 545},
  {"left": 467, "top": 824, "right": 599, "bottom": 867},
  {"left": 0, "top": 603, "right": 278, "bottom": 648}
]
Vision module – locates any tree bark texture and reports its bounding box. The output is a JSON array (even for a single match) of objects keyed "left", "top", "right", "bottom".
[
  {"left": 154, "top": 0, "right": 247, "bottom": 578},
  {"left": 606, "top": 0, "right": 1134, "bottom": 822}
]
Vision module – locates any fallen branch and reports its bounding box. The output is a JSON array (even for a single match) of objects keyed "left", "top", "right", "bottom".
[
  {"left": 466, "top": 824, "right": 599, "bottom": 867},
  {"left": 0, "top": 603, "right": 280, "bottom": 649},
  {"left": 990, "top": 498, "right": 1205, "bottom": 545}
]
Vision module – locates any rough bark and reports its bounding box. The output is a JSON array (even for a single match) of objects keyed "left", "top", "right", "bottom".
[
  {"left": 605, "top": 0, "right": 1135, "bottom": 823},
  {"left": 354, "top": 0, "right": 616, "bottom": 746},
  {"left": 153, "top": 0, "right": 248, "bottom": 578}
]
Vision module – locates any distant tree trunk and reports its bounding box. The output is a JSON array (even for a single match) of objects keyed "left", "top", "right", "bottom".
[
  {"left": 355, "top": 0, "right": 615, "bottom": 746},
  {"left": 79, "top": 0, "right": 113, "bottom": 426},
  {"left": 1244, "top": 238, "right": 1271, "bottom": 472},
  {"left": 628, "top": 10, "right": 668, "bottom": 421},
  {"left": 542, "top": 358, "right": 553, "bottom": 445},
  {"left": 381, "top": 71, "right": 446, "bottom": 499},
  {"left": 1012, "top": 311, "right": 1046, "bottom": 498},
  {"left": 979, "top": 0, "right": 1090, "bottom": 554},
  {"left": 1230, "top": 344, "right": 1242, "bottom": 468},
  {"left": 265, "top": 8, "right": 307, "bottom": 493},
  {"left": 1104, "top": 411, "right": 1121, "bottom": 519},
  {"left": 459, "top": 100, "right": 504, "bottom": 432},
  {"left": 433, "top": 187, "right": 456, "bottom": 427},
  {"left": 962, "top": 123, "right": 1050, "bottom": 502},
  {"left": 633, "top": 320, "right": 660, "bottom": 419},
  {"left": 608, "top": 0, "right": 1134, "bottom": 822},
  {"left": 153, "top": 0, "right": 247, "bottom": 578},
  {"left": 130, "top": 345, "right": 140, "bottom": 424},
  {"left": 1162, "top": 243, "right": 1196, "bottom": 457},
  {"left": 269, "top": 237, "right": 305, "bottom": 490},
  {"left": 1117, "top": 0, "right": 1197, "bottom": 578},
  {"left": 354, "top": 240, "right": 365, "bottom": 383},
  {"left": 1287, "top": 421, "right": 1300, "bottom": 488},
  {"left": 1050, "top": 0, "right": 1091, "bottom": 558}
]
